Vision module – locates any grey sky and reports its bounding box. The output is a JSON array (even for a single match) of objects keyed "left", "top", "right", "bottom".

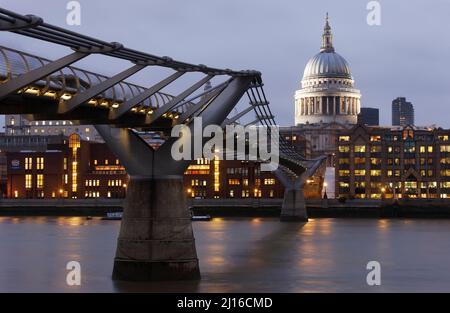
[{"left": 1, "top": 0, "right": 449, "bottom": 128}]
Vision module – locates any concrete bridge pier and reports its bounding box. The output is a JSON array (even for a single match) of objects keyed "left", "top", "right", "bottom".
[
  {"left": 95, "top": 76, "right": 253, "bottom": 281},
  {"left": 280, "top": 185, "right": 308, "bottom": 222},
  {"left": 112, "top": 175, "right": 200, "bottom": 281},
  {"left": 278, "top": 173, "right": 309, "bottom": 222}
]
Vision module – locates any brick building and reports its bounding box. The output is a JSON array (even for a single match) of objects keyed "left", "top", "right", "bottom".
[
  {"left": 335, "top": 124, "right": 450, "bottom": 199},
  {"left": 6, "top": 133, "right": 128, "bottom": 199}
]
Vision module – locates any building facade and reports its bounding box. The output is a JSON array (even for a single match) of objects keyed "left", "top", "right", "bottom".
[
  {"left": 4, "top": 114, "right": 102, "bottom": 142},
  {"left": 6, "top": 133, "right": 128, "bottom": 199},
  {"left": 392, "top": 97, "right": 414, "bottom": 126},
  {"left": 358, "top": 107, "right": 379, "bottom": 126},
  {"left": 335, "top": 124, "right": 450, "bottom": 199}
]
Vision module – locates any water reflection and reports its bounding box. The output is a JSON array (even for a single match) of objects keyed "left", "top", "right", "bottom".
[{"left": 1, "top": 217, "right": 450, "bottom": 292}]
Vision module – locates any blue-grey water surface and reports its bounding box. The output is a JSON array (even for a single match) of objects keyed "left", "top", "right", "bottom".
[{"left": 1, "top": 216, "right": 450, "bottom": 292}]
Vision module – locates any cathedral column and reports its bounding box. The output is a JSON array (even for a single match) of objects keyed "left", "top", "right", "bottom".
[{"left": 333, "top": 96, "right": 336, "bottom": 116}]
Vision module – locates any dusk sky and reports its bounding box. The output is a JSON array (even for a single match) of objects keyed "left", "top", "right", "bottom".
[{"left": 1, "top": 0, "right": 449, "bottom": 128}]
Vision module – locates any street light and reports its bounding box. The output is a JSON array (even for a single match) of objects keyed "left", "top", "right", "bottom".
[{"left": 323, "top": 182, "right": 328, "bottom": 199}]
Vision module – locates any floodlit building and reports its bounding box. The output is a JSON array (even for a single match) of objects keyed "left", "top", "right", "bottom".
[{"left": 335, "top": 124, "right": 450, "bottom": 199}]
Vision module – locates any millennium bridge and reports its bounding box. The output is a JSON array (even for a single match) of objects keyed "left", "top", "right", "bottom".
[{"left": 0, "top": 7, "right": 325, "bottom": 281}]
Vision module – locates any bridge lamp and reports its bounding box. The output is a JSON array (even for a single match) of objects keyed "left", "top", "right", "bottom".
[
  {"left": 111, "top": 103, "right": 120, "bottom": 109},
  {"left": 61, "top": 93, "right": 72, "bottom": 100}
]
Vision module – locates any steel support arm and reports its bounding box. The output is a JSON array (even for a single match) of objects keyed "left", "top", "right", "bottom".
[
  {"left": 58, "top": 64, "right": 145, "bottom": 114},
  {"left": 110, "top": 71, "right": 184, "bottom": 120},
  {"left": 148, "top": 75, "right": 213, "bottom": 124},
  {"left": 221, "top": 105, "right": 254, "bottom": 127}
]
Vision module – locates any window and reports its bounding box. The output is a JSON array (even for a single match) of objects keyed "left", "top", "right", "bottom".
[
  {"left": 339, "top": 158, "right": 350, "bottom": 164},
  {"left": 354, "top": 145, "right": 366, "bottom": 153},
  {"left": 37, "top": 174, "right": 44, "bottom": 189},
  {"left": 339, "top": 170, "right": 350, "bottom": 176},
  {"left": 370, "top": 158, "right": 381, "bottom": 165},
  {"left": 339, "top": 136, "right": 350, "bottom": 142},
  {"left": 370, "top": 136, "right": 381, "bottom": 142},
  {"left": 339, "top": 146, "right": 350, "bottom": 153},
  {"left": 25, "top": 157, "right": 32, "bottom": 170},
  {"left": 370, "top": 170, "right": 381, "bottom": 176},
  {"left": 36, "top": 157, "right": 44, "bottom": 170},
  {"left": 439, "top": 135, "right": 449, "bottom": 141},
  {"left": 428, "top": 146, "right": 433, "bottom": 153},
  {"left": 354, "top": 157, "right": 366, "bottom": 165},
  {"left": 264, "top": 178, "right": 276, "bottom": 185},
  {"left": 243, "top": 179, "right": 249, "bottom": 186},
  {"left": 441, "top": 145, "right": 450, "bottom": 152},
  {"left": 387, "top": 170, "right": 393, "bottom": 177},
  {"left": 370, "top": 146, "right": 382, "bottom": 153},
  {"left": 25, "top": 174, "right": 32, "bottom": 189},
  {"left": 228, "top": 179, "right": 240, "bottom": 185},
  {"left": 229, "top": 190, "right": 234, "bottom": 198},
  {"left": 388, "top": 146, "right": 393, "bottom": 153},
  {"left": 355, "top": 170, "right": 366, "bottom": 176},
  {"left": 420, "top": 146, "right": 426, "bottom": 153}
]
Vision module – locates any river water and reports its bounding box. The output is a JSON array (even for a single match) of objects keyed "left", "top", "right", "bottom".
[{"left": 1, "top": 216, "right": 450, "bottom": 292}]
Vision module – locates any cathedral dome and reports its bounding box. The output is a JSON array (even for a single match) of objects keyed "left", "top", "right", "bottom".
[
  {"left": 302, "top": 51, "right": 352, "bottom": 80},
  {"left": 294, "top": 13, "right": 361, "bottom": 127},
  {"left": 301, "top": 13, "right": 352, "bottom": 81}
]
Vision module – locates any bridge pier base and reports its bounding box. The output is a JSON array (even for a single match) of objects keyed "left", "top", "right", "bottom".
[
  {"left": 280, "top": 188, "right": 308, "bottom": 222},
  {"left": 112, "top": 176, "right": 200, "bottom": 281}
]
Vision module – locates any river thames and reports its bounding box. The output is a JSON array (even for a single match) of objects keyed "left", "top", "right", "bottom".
[{"left": 1, "top": 217, "right": 450, "bottom": 292}]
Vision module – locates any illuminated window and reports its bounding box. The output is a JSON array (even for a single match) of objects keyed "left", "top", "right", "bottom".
[
  {"left": 370, "top": 136, "right": 381, "bottom": 142},
  {"left": 339, "top": 136, "right": 350, "bottom": 142},
  {"left": 428, "top": 146, "right": 433, "bottom": 153},
  {"left": 370, "top": 170, "right": 381, "bottom": 176},
  {"left": 370, "top": 146, "right": 382, "bottom": 153},
  {"left": 339, "top": 170, "right": 350, "bottom": 176},
  {"left": 339, "top": 146, "right": 350, "bottom": 153},
  {"left": 269, "top": 190, "right": 274, "bottom": 198},
  {"left": 229, "top": 190, "right": 234, "bottom": 198},
  {"left": 105, "top": 159, "right": 109, "bottom": 165},
  {"left": 355, "top": 170, "right": 366, "bottom": 176},
  {"left": 64, "top": 158, "right": 67, "bottom": 170},
  {"left": 228, "top": 179, "right": 240, "bottom": 185},
  {"left": 25, "top": 174, "right": 32, "bottom": 189},
  {"left": 14, "top": 190, "right": 18, "bottom": 198},
  {"left": 36, "top": 174, "right": 44, "bottom": 189},
  {"left": 116, "top": 159, "right": 119, "bottom": 165},
  {"left": 213, "top": 156, "right": 220, "bottom": 192},
  {"left": 354, "top": 157, "right": 365, "bottom": 165},
  {"left": 441, "top": 145, "right": 450, "bottom": 152},
  {"left": 354, "top": 145, "right": 366, "bottom": 153},
  {"left": 439, "top": 135, "right": 449, "bottom": 141},
  {"left": 36, "top": 157, "right": 44, "bottom": 170},
  {"left": 94, "top": 159, "right": 98, "bottom": 165},
  {"left": 25, "top": 157, "right": 32, "bottom": 170},
  {"left": 339, "top": 158, "right": 349, "bottom": 164},
  {"left": 388, "top": 146, "right": 393, "bottom": 153},
  {"left": 370, "top": 158, "right": 381, "bottom": 165},
  {"left": 263, "top": 178, "right": 276, "bottom": 185},
  {"left": 243, "top": 178, "right": 249, "bottom": 186},
  {"left": 420, "top": 146, "right": 426, "bottom": 153},
  {"left": 387, "top": 170, "right": 393, "bottom": 177}
]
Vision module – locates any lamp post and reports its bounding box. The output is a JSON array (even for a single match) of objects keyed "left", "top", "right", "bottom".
[{"left": 323, "top": 182, "right": 328, "bottom": 199}]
